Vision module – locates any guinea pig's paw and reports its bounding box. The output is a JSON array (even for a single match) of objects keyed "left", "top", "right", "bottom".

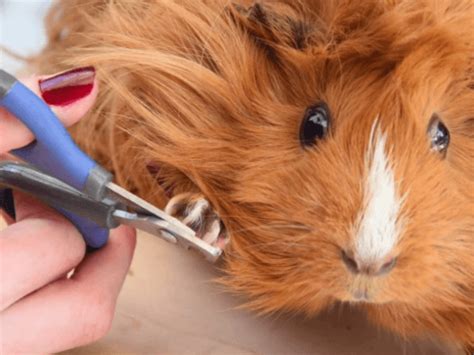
[{"left": 165, "top": 193, "right": 229, "bottom": 249}]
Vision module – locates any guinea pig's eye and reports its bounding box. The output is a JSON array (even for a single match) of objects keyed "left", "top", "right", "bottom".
[
  {"left": 300, "top": 103, "right": 330, "bottom": 147},
  {"left": 428, "top": 114, "right": 450, "bottom": 154}
]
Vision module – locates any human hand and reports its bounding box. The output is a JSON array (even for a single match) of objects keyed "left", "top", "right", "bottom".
[{"left": 0, "top": 68, "right": 136, "bottom": 354}]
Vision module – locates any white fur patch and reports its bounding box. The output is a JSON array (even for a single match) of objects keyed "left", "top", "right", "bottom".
[
  {"left": 183, "top": 199, "right": 209, "bottom": 225},
  {"left": 355, "top": 124, "right": 402, "bottom": 263}
]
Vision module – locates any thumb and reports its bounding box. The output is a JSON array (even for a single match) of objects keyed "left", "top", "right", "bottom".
[{"left": 0, "top": 66, "right": 98, "bottom": 153}]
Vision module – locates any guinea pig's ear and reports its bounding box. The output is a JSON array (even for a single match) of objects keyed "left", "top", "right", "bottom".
[{"left": 227, "top": 2, "right": 313, "bottom": 53}]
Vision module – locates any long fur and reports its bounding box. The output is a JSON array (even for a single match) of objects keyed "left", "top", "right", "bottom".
[{"left": 32, "top": 0, "right": 473, "bottom": 350}]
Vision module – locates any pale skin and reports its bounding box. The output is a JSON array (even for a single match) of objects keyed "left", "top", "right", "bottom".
[{"left": 0, "top": 74, "right": 136, "bottom": 353}]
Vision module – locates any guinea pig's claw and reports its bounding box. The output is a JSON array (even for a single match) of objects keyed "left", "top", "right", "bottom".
[{"left": 165, "top": 193, "right": 229, "bottom": 250}]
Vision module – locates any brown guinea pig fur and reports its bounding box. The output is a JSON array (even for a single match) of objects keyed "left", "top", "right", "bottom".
[{"left": 32, "top": 0, "right": 473, "bottom": 351}]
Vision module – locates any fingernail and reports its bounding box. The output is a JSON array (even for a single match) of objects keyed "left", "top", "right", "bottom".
[
  {"left": 0, "top": 188, "right": 16, "bottom": 220},
  {"left": 39, "top": 66, "right": 95, "bottom": 106}
]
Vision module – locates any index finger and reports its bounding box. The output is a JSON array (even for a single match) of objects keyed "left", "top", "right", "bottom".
[
  {"left": 0, "top": 67, "right": 98, "bottom": 153},
  {"left": 0, "top": 192, "right": 86, "bottom": 311},
  {"left": 0, "top": 225, "right": 136, "bottom": 354}
]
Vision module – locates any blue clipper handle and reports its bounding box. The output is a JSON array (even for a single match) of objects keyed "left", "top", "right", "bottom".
[
  {"left": 59, "top": 210, "right": 110, "bottom": 248},
  {"left": 1, "top": 81, "right": 96, "bottom": 190},
  {"left": 0, "top": 70, "right": 110, "bottom": 248}
]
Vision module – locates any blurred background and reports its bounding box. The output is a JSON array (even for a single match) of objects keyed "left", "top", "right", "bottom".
[{"left": 0, "top": 0, "right": 52, "bottom": 72}]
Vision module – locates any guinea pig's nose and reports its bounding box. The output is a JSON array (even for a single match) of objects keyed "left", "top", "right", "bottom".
[{"left": 341, "top": 250, "right": 397, "bottom": 276}]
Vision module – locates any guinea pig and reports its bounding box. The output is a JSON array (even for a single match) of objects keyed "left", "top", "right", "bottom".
[{"left": 32, "top": 0, "right": 473, "bottom": 351}]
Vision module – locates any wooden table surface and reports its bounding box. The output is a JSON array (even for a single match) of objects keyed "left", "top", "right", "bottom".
[{"left": 1, "top": 218, "right": 458, "bottom": 354}]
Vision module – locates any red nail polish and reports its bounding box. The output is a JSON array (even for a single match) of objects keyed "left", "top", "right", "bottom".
[{"left": 39, "top": 66, "right": 95, "bottom": 106}]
